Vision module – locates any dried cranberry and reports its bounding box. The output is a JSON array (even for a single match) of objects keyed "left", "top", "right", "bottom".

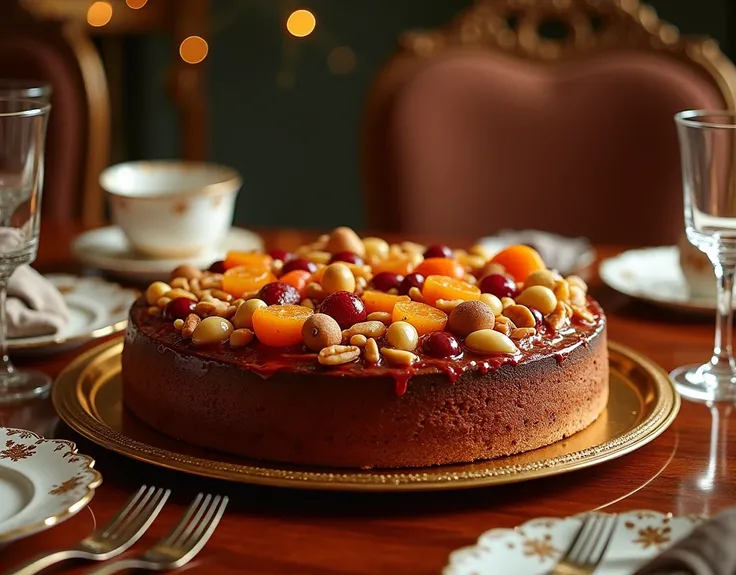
[
  {"left": 163, "top": 297, "right": 196, "bottom": 320},
  {"left": 479, "top": 274, "right": 516, "bottom": 299},
  {"left": 423, "top": 244, "right": 453, "bottom": 259},
  {"left": 208, "top": 260, "right": 227, "bottom": 274},
  {"left": 319, "top": 291, "right": 366, "bottom": 329},
  {"left": 399, "top": 273, "right": 425, "bottom": 295},
  {"left": 369, "top": 272, "right": 403, "bottom": 292},
  {"left": 330, "top": 251, "right": 364, "bottom": 265},
  {"left": 268, "top": 249, "right": 294, "bottom": 262},
  {"left": 281, "top": 258, "right": 317, "bottom": 275},
  {"left": 257, "top": 282, "right": 301, "bottom": 306},
  {"left": 422, "top": 332, "right": 462, "bottom": 358}
]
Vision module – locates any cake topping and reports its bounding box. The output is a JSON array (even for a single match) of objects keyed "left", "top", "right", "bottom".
[{"left": 143, "top": 226, "right": 599, "bottom": 375}]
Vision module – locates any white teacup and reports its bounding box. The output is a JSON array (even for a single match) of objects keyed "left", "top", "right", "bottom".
[{"left": 101, "top": 161, "right": 242, "bottom": 259}]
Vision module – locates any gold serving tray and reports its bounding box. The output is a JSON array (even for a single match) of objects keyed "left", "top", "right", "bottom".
[{"left": 52, "top": 338, "right": 679, "bottom": 492}]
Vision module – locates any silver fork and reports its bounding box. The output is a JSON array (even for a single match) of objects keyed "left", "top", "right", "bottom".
[
  {"left": 6, "top": 485, "right": 170, "bottom": 575},
  {"left": 83, "top": 493, "right": 229, "bottom": 575},
  {"left": 551, "top": 512, "right": 618, "bottom": 575}
]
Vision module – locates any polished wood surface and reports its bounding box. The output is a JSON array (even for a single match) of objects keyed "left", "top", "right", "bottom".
[{"left": 1, "top": 223, "right": 734, "bottom": 575}]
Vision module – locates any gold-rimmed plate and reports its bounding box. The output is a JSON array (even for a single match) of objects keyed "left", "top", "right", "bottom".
[
  {"left": 0, "top": 427, "right": 102, "bottom": 543},
  {"left": 52, "top": 338, "right": 679, "bottom": 492}
]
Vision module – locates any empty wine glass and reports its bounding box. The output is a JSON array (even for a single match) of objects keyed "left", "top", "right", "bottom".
[
  {"left": 0, "top": 97, "right": 51, "bottom": 404},
  {"left": 0, "top": 79, "right": 51, "bottom": 101},
  {"left": 672, "top": 110, "right": 736, "bottom": 402}
]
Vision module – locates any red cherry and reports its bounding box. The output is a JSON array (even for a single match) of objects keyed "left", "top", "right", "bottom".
[
  {"left": 208, "top": 260, "right": 226, "bottom": 274},
  {"left": 369, "top": 271, "right": 403, "bottom": 292},
  {"left": 257, "top": 282, "right": 301, "bottom": 306},
  {"left": 268, "top": 249, "right": 294, "bottom": 262},
  {"left": 163, "top": 297, "right": 196, "bottom": 321},
  {"left": 330, "top": 251, "right": 364, "bottom": 265},
  {"left": 319, "top": 291, "right": 366, "bottom": 328},
  {"left": 423, "top": 244, "right": 453, "bottom": 259},
  {"left": 399, "top": 273, "right": 425, "bottom": 295},
  {"left": 422, "top": 332, "right": 462, "bottom": 358},
  {"left": 479, "top": 274, "right": 517, "bottom": 299},
  {"left": 281, "top": 258, "right": 317, "bottom": 275}
]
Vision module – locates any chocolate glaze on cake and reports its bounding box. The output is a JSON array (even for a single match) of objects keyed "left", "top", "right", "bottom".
[{"left": 122, "top": 298, "right": 608, "bottom": 469}]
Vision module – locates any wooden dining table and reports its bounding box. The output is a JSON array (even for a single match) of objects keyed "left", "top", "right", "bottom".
[{"left": 1, "top": 222, "right": 734, "bottom": 575}]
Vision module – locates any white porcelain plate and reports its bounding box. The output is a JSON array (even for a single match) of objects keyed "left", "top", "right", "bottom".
[
  {"left": 8, "top": 275, "right": 138, "bottom": 354},
  {"left": 71, "top": 226, "right": 264, "bottom": 283},
  {"left": 0, "top": 427, "right": 101, "bottom": 544},
  {"left": 599, "top": 247, "right": 716, "bottom": 314},
  {"left": 444, "top": 510, "right": 703, "bottom": 575}
]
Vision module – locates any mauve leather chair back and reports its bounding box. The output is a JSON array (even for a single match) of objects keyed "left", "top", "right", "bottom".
[
  {"left": 0, "top": 2, "right": 109, "bottom": 226},
  {"left": 362, "top": 0, "right": 736, "bottom": 245}
]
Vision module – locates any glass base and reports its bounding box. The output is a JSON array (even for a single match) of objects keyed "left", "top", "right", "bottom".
[
  {"left": 670, "top": 363, "right": 736, "bottom": 403},
  {"left": 0, "top": 370, "right": 52, "bottom": 405}
]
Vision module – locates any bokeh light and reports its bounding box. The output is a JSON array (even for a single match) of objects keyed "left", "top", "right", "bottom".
[
  {"left": 179, "top": 36, "right": 209, "bottom": 64},
  {"left": 87, "top": 1, "right": 112, "bottom": 27},
  {"left": 286, "top": 9, "right": 316, "bottom": 38},
  {"left": 328, "top": 46, "right": 356, "bottom": 74},
  {"left": 126, "top": 0, "right": 148, "bottom": 8}
]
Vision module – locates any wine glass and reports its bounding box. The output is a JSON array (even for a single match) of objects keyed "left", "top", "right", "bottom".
[
  {"left": 0, "top": 97, "right": 51, "bottom": 404},
  {"left": 672, "top": 110, "right": 736, "bottom": 402},
  {"left": 0, "top": 79, "right": 51, "bottom": 101}
]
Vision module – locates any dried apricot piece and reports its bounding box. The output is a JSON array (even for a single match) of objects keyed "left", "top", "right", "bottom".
[
  {"left": 361, "top": 290, "right": 411, "bottom": 315},
  {"left": 392, "top": 301, "right": 448, "bottom": 335},
  {"left": 252, "top": 304, "right": 313, "bottom": 347},
  {"left": 223, "top": 251, "right": 273, "bottom": 270},
  {"left": 372, "top": 256, "right": 415, "bottom": 276},
  {"left": 222, "top": 266, "right": 276, "bottom": 297},
  {"left": 279, "top": 269, "right": 312, "bottom": 297},
  {"left": 422, "top": 275, "right": 481, "bottom": 306},
  {"left": 489, "top": 245, "right": 545, "bottom": 282},
  {"left": 414, "top": 257, "right": 465, "bottom": 280}
]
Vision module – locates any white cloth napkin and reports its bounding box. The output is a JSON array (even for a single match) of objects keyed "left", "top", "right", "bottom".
[{"left": 0, "top": 227, "right": 69, "bottom": 338}]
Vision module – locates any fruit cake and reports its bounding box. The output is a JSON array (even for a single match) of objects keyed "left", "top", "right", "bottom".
[{"left": 122, "top": 227, "right": 608, "bottom": 469}]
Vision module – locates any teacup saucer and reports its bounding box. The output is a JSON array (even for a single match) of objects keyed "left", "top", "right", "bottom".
[
  {"left": 72, "top": 226, "right": 264, "bottom": 283},
  {"left": 599, "top": 246, "right": 716, "bottom": 314}
]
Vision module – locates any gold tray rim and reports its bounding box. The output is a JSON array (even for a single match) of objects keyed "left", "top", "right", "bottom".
[{"left": 52, "top": 338, "right": 680, "bottom": 492}]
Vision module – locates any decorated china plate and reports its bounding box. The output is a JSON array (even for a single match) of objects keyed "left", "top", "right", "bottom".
[
  {"left": 444, "top": 510, "right": 702, "bottom": 575},
  {"left": 600, "top": 247, "right": 715, "bottom": 314},
  {"left": 0, "top": 427, "right": 101, "bottom": 543},
  {"left": 9, "top": 275, "right": 137, "bottom": 354},
  {"left": 72, "top": 226, "right": 263, "bottom": 283}
]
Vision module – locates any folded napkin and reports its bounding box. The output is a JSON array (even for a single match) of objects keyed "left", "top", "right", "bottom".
[
  {"left": 635, "top": 507, "right": 736, "bottom": 575},
  {"left": 6, "top": 266, "right": 69, "bottom": 338}
]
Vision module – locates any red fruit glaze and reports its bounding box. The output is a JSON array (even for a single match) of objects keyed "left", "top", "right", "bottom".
[
  {"left": 281, "top": 258, "right": 317, "bottom": 275},
  {"left": 479, "top": 274, "right": 517, "bottom": 299},
  {"left": 319, "top": 291, "right": 366, "bottom": 329},
  {"left": 399, "top": 273, "right": 425, "bottom": 295},
  {"left": 423, "top": 244, "right": 453, "bottom": 259},
  {"left": 163, "top": 297, "right": 196, "bottom": 320},
  {"left": 257, "top": 282, "right": 301, "bottom": 306},
  {"left": 330, "top": 251, "right": 364, "bottom": 265},
  {"left": 422, "top": 332, "right": 462, "bottom": 358},
  {"left": 369, "top": 271, "right": 404, "bottom": 292}
]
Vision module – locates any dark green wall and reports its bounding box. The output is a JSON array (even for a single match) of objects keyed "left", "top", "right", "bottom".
[{"left": 122, "top": 0, "right": 734, "bottom": 231}]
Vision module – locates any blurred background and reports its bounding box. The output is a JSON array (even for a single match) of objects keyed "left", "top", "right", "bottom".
[{"left": 4, "top": 0, "right": 736, "bottom": 237}]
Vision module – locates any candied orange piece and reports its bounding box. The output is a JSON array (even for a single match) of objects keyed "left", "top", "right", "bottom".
[
  {"left": 392, "top": 301, "right": 448, "bottom": 335},
  {"left": 222, "top": 266, "right": 276, "bottom": 297},
  {"left": 422, "top": 275, "right": 481, "bottom": 306},
  {"left": 414, "top": 257, "right": 465, "bottom": 280},
  {"left": 310, "top": 266, "right": 326, "bottom": 284},
  {"left": 279, "top": 270, "right": 311, "bottom": 297},
  {"left": 224, "top": 251, "right": 273, "bottom": 270},
  {"left": 361, "top": 290, "right": 411, "bottom": 315},
  {"left": 489, "top": 244, "right": 545, "bottom": 282},
  {"left": 372, "top": 256, "right": 414, "bottom": 276},
  {"left": 252, "top": 304, "right": 313, "bottom": 347}
]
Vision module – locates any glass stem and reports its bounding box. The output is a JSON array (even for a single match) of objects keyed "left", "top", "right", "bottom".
[
  {"left": 709, "top": 262, "right": 736, "bottom": 375},
  {"left": 0, "top": 277, "right": 15, "bottom": 383}
]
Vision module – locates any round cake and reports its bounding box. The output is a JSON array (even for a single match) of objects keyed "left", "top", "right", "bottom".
[{"left": 122, "top": 227, "right": 608, "bottom": 469}]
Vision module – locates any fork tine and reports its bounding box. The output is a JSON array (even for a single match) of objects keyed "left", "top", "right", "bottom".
[
  {"left": 109, "top": 488, "right": 170, "bottom": 542},
  {"left": 561, "top": 513, "right": 598, "bottom": 563},
  {"left": 574, "top": 514, "right": 605, "bottom": 564},
  {"left": 585, "top": 515, "right": 617, "bottom": 567},
  {"left": 182, "top": 495, "right": 221, "bottom": 548},
  {"left": 173, "top": 494, "right": 212, "bottom": 547},
  {"left": 99, "top": 485, "right": 150, "bottom": 538},
  {"left": 160, "top": 493, "right": 204, "bottom": 546},
  {"left": 180, "top": 496, "right": 229, "bottom": 557}
]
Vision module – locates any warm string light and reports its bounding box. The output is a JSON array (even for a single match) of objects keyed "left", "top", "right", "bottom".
[
  {"left": 126, "top": 0, "right": 148, "bottom": 8},
  {"left": 286, "top": 9, "right": 316, "bottom": 38},
  {"left": 87, "top": 0, "right": 112, "bottom": 27},
  {"left": 180, "top": 36, "right": 209, "bottom": 64}
]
